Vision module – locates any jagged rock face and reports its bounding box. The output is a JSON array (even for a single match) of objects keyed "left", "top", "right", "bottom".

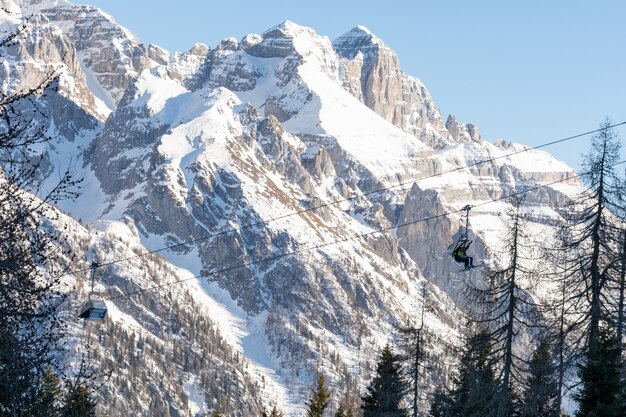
[
  {"left": 201, "top": 21, "right": 345, "bottom": 124},
  {"left": 165, "top": 44, "right": 212, "bottom": 91},
  {"left": 334, "top": 26, "right": 445, "bottom": 138},
  {"left": 32, "top": 1, "right": 156, "bottom": 105},
  {"left": 0, "top": 10, "right": 106, "bottom": 122},
  {"left": 13, "top": 0, "right": 212, "bottom": 110},
  {"left": 4, "top": 2, "right": 583, "bottom": 416},
  {"left": 85, "top": 101, "right": 167, "bottom": 197},
  {"left": 247, "top": 27, "right": 299, "bottom": 58},
  {"left": 446, "top": 114, "right": 481, "bottom": 143},
  {"left": 396, "top": 184, "right": 489, "bottom": 297}
]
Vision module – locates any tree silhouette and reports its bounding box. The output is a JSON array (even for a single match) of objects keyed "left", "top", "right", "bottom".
[
  {"left": 362, "top": 344, "right": 407, "bottom": 417},
  {"left": 573, "top": 325, "right": 625, "bottom": 417}
]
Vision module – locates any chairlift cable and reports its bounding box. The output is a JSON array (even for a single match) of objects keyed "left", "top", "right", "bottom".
[
  {"left": 102, "top": 160, "right": 626, "bottom": 302},
  {"left": 58, "top": 121, "right": 626, "bottom": 278}
]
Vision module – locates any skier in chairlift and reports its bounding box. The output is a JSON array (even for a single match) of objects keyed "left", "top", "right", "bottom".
[
  {"left": 451, "top": 205, "right": 476, "bottom": 271},
  {"left": 453, "top": 240, "right": 474, "bottom": 270}
]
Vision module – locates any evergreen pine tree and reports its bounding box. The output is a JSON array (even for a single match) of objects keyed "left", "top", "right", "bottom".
[
  {"left": 361, "top": 344, "right": 407, "bottom": 417},
  {"left": 63, "top": 380, "right": 97, "bottom": 417},
  {"left": 519, "top": 339, "right": 559, "bottom": 417},
  {"left": 335, "top": 402, "right": 357, "bottom": 417},
  {"left": 213, "top": 406, "right": 223, "bottom": 417},
  {"left": 448, "top": 327, "right": 498, "bottom": 417},
  {"left": 33, "top": 368, "right": 62, "bottom": 417},
  {"left": 573, "top": 325, "right": 625, "bottom": 417},
  {"left": 428, "top": 387, "right": 450, "bottom": 417},
  {"left": 306, "top": 374, "right": 331, "bottom": 417}
]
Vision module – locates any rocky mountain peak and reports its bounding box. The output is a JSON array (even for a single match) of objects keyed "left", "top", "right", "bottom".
[
  {"left": 240, "top": 33, "right": 261, "bottom": 49},
  {"left": 216, "top": 36, "right": 238, "bottom": 51},
  {"left": 333, "top": 24, "right": 386, "bottom": 59},
  {"left": 264, "top": 19, "right": 317, "bottom": 39},
  {"left": 13, "top": 0, "right": 69, "bottom": 9},
  {"left": 246, "top": 20, "right": 334, "bottom": 61},
  {"left": 188, "top": 42, "right": 209, "bottom": 56},
  {"left": 332, "top": 24, "right": 446, "bottom": 138},
  {"left": 353, "top": 24, "right": 373, "bottom": 35},
  {"left": 14, "top": 0, "right": 159, "bottom": 107},
  {"left": 445, "top": 114, "right": 481, "bottom": 143}
]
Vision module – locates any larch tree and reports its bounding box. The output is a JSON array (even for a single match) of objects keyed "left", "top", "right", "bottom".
[
  {"left": 547, "top": 274, "right": 578, "bottom": 415},
  {"left": 543, "top": 120, "right": 625, "bottom": 413},
  {"left": 616, "top": 230, "right": 626, "bottom": 354},
  {"left": 396, "top": 285, "right": 432, "bottom": 417},
  {"left": 464, "top": 196, "right": 543, "bottom": 417},
  {"left": 608, "top": 176, "right": 626, "bottom": 355},
  {"left": 555, "top": 119, "right": 624, "bottom": 347}
]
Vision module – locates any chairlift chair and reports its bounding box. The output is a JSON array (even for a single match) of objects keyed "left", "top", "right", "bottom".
[
  {"left": 450, "top": 205, "right": 473, "bottom": 261},
  {"left": 79, "top": 261, "right": 107, "bottom": 321},
  {"left": 79, "top": 298, "right": 107, "bottom": 320}
]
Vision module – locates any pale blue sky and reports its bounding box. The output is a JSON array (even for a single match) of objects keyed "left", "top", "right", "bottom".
[{"left": 84, "top": 0, "right": 626, "bottom": 169}]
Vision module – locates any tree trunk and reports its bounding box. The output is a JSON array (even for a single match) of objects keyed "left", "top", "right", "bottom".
[
  {"left": 497, "top": 205, "right": 520, "bottom": 417},
  {"left": 617, "top": 230, "right": 626, "bottom": 353},
  {"left": 412, "top": 299, "right": 425, "bottom": 417},
  {"left": 588, "top": 138, "right": 607, "bottom": 343},
  {"left": 556, "top": 280, "right": 566, "bottom": 415}
]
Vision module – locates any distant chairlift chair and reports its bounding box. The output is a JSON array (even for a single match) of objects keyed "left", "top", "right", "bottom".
[
  {"left": 79, "top": 261, "right": 107, "bottom": 321},
  {"left": 450, "top": 205, "right": 475, "bottom": 270}
]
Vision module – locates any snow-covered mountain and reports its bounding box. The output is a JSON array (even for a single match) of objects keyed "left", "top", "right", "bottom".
[{"left": 1, "top": 1, "right": 581, "bottom": 415}]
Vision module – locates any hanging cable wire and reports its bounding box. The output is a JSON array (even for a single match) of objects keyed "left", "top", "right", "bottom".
[
  {"left": 104, "top": 160, "right": 626, "bottom": 302},
  {"left": 61, "top": 121, "right": 626, "bottom": 278}
]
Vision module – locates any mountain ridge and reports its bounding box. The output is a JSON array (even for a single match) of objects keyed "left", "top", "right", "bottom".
[{"left": 0, "top": 1, "right": 581, "bottom": 415}]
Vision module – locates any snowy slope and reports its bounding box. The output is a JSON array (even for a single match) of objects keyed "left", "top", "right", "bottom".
[{"left": 1, "top": 2, "right": 585, "bottom": 416}]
